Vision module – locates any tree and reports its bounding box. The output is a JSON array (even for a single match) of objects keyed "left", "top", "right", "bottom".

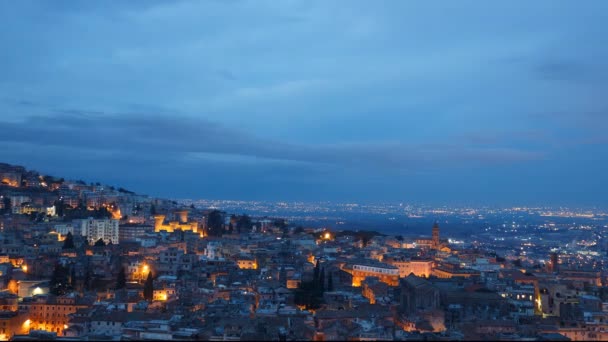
[
  {"left": 150, "top": 204, "right": 156, "bottom": 216},
  {"left": 94, "top": 238, "right": 106, "bottom": 247},
  {"left": 116, "top": 266, "right": 126, "bottom": 290},
  {"left": 84, "top": 268, "right": 91, "bottom": 291},
  {"left": 207, "top": 210, "right": 225, "bottom": 237},
  {"left": 53, "top": 199, "right": 64, "bottom": 217},
  {"left": 319, "top": 268, "right": 325, "bottom": 292},
  {"left": 50, "top": 263, "right": 71, "bottom": 295},
  {"left": 2, "top": 197, "right": 11, "bottom": 214},
  {"left": 327, "top": 273, "right": 334, "bottom": 292},
  {"left": 237, "top": 214, "right": 252, "bottom": 234},
  {"left": 143, "top": 271, "right": 154, "bottom": 301},
  {"left": 273, "top": 218, "right": 288, "bottom": 234},
  {"left": 293, "top": 279, "right": 324, "bottom": 310},
  {"left": 62, "top": 232, "right": 75, "bottom": 249},
  {"left": 313, "top": 260, "right": 320, "bottom": 283}
]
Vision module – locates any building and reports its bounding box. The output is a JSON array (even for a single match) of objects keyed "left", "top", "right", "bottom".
[
  {"left": 119, "top": 224, "right": 152, "bottom": 242},
  {"left": 384, "top": 256, "right": 434, "bottom": 278},
  {"left": 19, "top": 294, "right": 92, "bottom": 336},
  {"left": 432, "top": 263, "right": 481, "bottom": 279},
  {"left": 398, "top": 274, "right": 441, "bottom": 315},
  {"left": 153, "top": 210, "right": 199, "bottom": 235},
  {"left": 341, "top": 259, "right": 399, "bottom": 287},
  {"left": 79, "top": 218, "right": 120, "bottom": 245}
]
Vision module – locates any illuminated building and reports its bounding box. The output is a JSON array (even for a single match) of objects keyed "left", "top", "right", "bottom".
[
  {"left": 547, "top": 252, "right": 559, "bottom": 273},
  {"left": 432, "top": 221, "right": 439, "bottom": 249},
  {"left": 432, "top": 263, "right": 480, "bottom": 279},
  {"left": 81, "top": 218, "right": 119, "bottom": 245},
  {"left": 236, "top": 255, "right": 258, "bottom": 270},
  {"left": 153, "top": 210, "right": 199, "bottom": 234},
  {"left": 0, "top": 311, "right": 29, "bottom": 340},
  {"left": 19, "top": 295, "right": 91, "bottom": 335},
  {"left": 414, "top": 222, "right": 446, "bottom": 250},
  {"left": 384, "top": 256, "right": 434, "bottom": 278},
  {"left": 341, "top": 260, "right": 399, "bottom": 287}
]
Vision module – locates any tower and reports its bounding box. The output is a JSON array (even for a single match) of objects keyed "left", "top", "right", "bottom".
[
  {"left": 154, "top": 215, "right": 166, "bottom": 232},
  {"left": 175, "top": 210, "right": 189, "bottom": 224},
  {"left": 432, "top": 221, "right": 440, "bottom": 249},
  {"left": 548, "top": 252, "right": 559, "bottom": 273}
]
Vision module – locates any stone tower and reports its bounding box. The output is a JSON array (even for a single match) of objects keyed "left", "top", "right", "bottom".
[{"left": 432, "top": 221, "right": 440, "bottom": 249}]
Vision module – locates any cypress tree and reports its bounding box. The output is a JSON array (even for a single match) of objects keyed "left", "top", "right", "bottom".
[
  {"left": 319, "top": 268, "right": 325, "bottom": 292},
  {"left": 116, "top": 266, "right": 126, "bottom": 290},
  {"left": 327, "top": 272, "right": 334, "bottom": 292},
  {"left": 144, "top": 271, "right": 154, "bottom": 301},
  {"left": 62, "top": 232, "right": 75, "bottom": 249},
  {"left": 313, "top": 260, "right": 320, "bottom": 284}
]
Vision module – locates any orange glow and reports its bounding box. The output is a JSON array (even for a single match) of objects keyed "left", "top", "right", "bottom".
[{"left": 22, "top": 265, "right": 28, "bottom": 273}]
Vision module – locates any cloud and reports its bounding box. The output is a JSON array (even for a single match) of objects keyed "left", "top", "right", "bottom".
[{"left": 0, "top": 111, "right": 543, "bottom": 171}]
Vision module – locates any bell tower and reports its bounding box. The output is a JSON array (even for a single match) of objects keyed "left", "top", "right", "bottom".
[{"left": 432, "top": 221, "right": 440, "bottom": 249}]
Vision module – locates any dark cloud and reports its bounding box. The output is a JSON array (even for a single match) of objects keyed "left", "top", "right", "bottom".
[{"left": 0, "top": 112, "right": 543, "bottom": 172}]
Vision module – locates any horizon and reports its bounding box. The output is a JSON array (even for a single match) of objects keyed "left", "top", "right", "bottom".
[{"left": 2, "top": 1, "right": 608, "bottom": 207}]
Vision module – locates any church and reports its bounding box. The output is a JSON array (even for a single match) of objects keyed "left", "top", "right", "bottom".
[{"left": 414, "top": 222, "right": 450, "bottom": 252}]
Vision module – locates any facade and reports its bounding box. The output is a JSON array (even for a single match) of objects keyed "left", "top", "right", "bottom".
[
  {"left": 341, "top": 260, "right": 399, "bottom": 287},
  {"left": 118, "top": 224, "right": 152, "bottom": 242},
  {"left": 19, "top": 295, "right": 91, "bottom": 336},
  {"left": 79, "top": 218, "right": 120, "bottom": 245},
  {"left": 384, "top": 256, "right": 434, "bottom": 278},
  {"left": 153, "top": 210, "right": 199, "bottom": 234}
]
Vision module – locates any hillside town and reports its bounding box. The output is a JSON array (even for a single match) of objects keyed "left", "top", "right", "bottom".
[{"left": 0, "top": 163, "right": 606, "bottom": 341}]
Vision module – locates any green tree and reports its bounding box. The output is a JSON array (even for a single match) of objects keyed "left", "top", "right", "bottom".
[
  {"left": 273, "top": 218, "right": 288, "bottom": 234},
  {"left": 2, "top": 197, "right": 11, "bottom": 214},
  {"left": 143, "top": 271, "right": 154, "bottom": 301},
  {"left": 84, "top": 268, "right": 91, "bottom": 291},
  {"left": 319, "top": 268, "right": 325, "bottom": 292},
  {"left": 313, "top": 260, "right": 320, "bottom": 283},
  {"left": 237, "top": 214, "right": 252, "bottom": 234},
  {"left": 50, "top": 263, "right": 71, "bottom": 295},
  {"left": 116, "top": 266, "right": 127, "bottom": 290},
  {"left": 207, "top": 210, "right": 225, "bottom": 237},
  {"left": 54, "top": 199, "right": 64, "bottom": 217},
  {"left": 327, "top": 272, "right": 334, "bottom": 292},
  {"left": 62, "top": 232, "right": 75, "bottom": 249}
]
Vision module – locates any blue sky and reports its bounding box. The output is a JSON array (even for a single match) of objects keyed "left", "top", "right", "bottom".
[{"left": 1, "top": 1, "right": 607, "bottom": 206}]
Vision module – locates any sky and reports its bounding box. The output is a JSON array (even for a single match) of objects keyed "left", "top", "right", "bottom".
[{"left": 1, "top": 1, "right": 607, "bottom": 207}]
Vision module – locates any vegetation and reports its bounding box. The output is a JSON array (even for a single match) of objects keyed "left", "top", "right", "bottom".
[
  {"left": 207, "top": 210, "right": 226, "bottom": 236},
  {"left": 294, "top": 260, "right": 325, "bottom": 310},
  {"left": 62, "top": 232, "right": 75, "bottom": 249},
  {"left": 143, "top": 272, "right": 154, "bottom": 301},
  {"left": 50, "top": 263, "right": 72, "bottom": 295},
  {"left": 116, "top": 266, "right": 126, "bottom": 290}
]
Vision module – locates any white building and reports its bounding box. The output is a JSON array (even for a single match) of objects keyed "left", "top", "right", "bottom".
[{"left": 56, "top": 218, "right": 119, "bottom": 244}]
